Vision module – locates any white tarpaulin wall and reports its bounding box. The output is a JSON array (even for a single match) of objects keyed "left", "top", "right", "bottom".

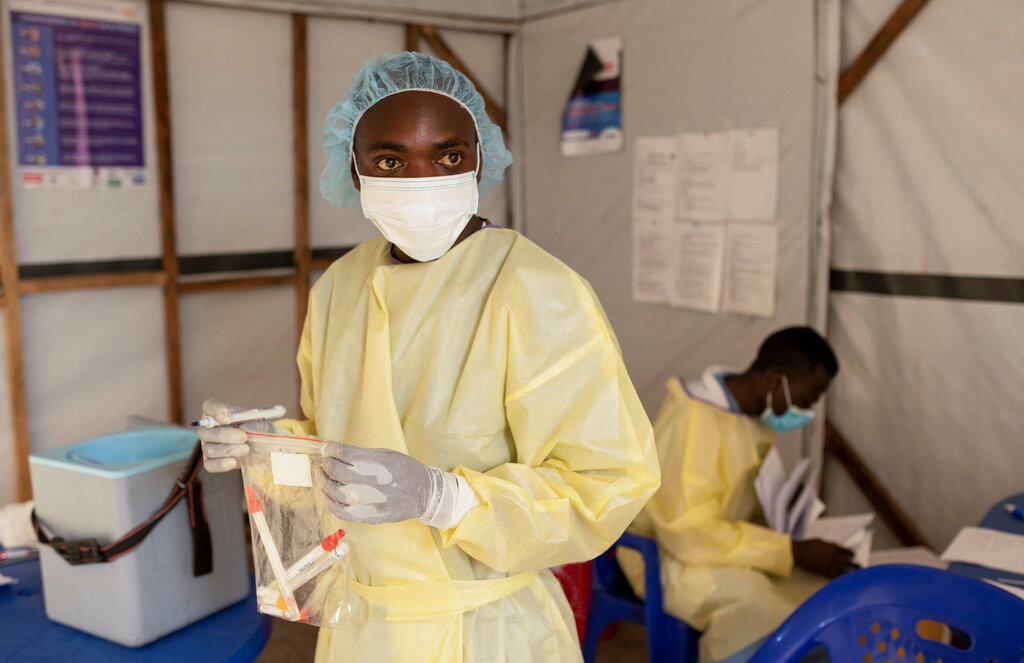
[
  {"left": 0, "top": 0, "right": 508, "bottom": 505},
  {"left": 520, "top": 0, "right": 836, "bottom": 429},
  {"left": 823, "top": 0, "right": 1024, "bottom": 550}
]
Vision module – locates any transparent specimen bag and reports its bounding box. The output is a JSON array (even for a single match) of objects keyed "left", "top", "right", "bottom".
[{"left": 240, "top": 432, "right": 351, "bottom": 627}]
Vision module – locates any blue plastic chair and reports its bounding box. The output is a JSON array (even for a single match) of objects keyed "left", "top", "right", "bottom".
[
  {"left": 582, "top": 531, "right": 699, "bottom": 663},
  {"left": 748, "top": 564, "right": 1024, "bottom": 663}
]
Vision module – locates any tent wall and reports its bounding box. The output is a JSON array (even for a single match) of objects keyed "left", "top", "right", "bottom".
[
  {"left": 520, "top": 0, "right": 834, "bottom": 419},
  {"left": 0, "top": 0, "right": 510, "bottom": 505},
  {"left": 824, "top": 0, "right": 1024, "bottom": 549}
]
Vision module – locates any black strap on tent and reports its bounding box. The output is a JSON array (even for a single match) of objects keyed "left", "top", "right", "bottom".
[{"left": 31, "top": 442, "right": 213, "bottom": 577}]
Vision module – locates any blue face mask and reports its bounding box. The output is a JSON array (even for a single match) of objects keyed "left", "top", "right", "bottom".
[{"left": 761, "top": 375, "right": 815, "bottom": 433}]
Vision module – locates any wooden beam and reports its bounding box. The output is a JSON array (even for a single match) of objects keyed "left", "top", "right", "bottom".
[
  {"left": 18, "top": 272, "right": 166, "bottom": 295},
  {"left": 292, "top": 14, "right": 311, "bottom": 340},
  {"left": 838, "top": 0, "right": 931, "bottom": 105},
  {"left": 150, "top": 0, "right": 184, "bottom": 425},
  {"left": 311, "top": 257, "right": 335, "bottom": 272},
  {"left": 0, "top": 25, "right": 33, "bottom": 501},
  {"left": 179, "top": 274, "right": 297, "bottom": 295},
  {"left": 405, "top": 23, "right": 419, "bottom": 52},
  {"left": 416, "top": 25, "right": 508, "bottom": 133},
  {"left": 824, "top": 420, "right": 932, "bottom": 548}
]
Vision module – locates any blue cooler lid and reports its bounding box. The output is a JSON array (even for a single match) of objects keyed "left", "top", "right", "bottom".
[{"left": 29, "top": 427, "right": 199, "bottom": 479}]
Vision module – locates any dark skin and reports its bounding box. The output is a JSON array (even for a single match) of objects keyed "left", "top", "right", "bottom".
[
  {"left": 724, "top": 364, "right": 859, "bottom": 579},
  {"left": 351, "top": 91, "right": 485, "bottom": 264}
]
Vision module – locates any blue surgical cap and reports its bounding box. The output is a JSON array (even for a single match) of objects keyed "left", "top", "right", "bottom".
[{"left": 320, "top": 51, "right": 513, "bottom": 209}]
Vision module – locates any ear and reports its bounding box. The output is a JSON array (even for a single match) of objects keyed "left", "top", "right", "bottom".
[
  {"left": 350, "top": 158, "right": 361, "bottom": 191},
  {"left": 763, "top": 368, "right": 784, "bottom": 391},
  {"left": 475, "top": 141, "right": 483, "bottom": 184}
]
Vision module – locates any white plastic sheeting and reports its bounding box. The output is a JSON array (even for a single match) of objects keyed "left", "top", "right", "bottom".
[
  {"left": 20, "top": 288, "right": 170, "bottom": 453},
  {"left": 168, "top": 4, "right": 295, "bottom": 256},
  {"left": 179, "top": 287, "right": 300, "bottom": 421},
  {"left": 824, "top": 0, "right": 1024, "bottom": 549},
  {"left": 521, "top": 0, "right": 832, "bottom": 415}
]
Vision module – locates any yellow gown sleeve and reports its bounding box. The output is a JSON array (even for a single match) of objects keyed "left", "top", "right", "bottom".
[
  {"left": 443, "top": 271, "right": 660, "bottom": 573},
  {"left": 647, "top": 390, "right": 793, "bottom": 577}
]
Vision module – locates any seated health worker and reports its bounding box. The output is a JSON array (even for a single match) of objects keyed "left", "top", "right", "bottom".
[
  {"left": 197, "top": 51, "right": 660, "bottom": 663},
  {"left": 619, "top": 326, "right": 855, "bottom": 663}
]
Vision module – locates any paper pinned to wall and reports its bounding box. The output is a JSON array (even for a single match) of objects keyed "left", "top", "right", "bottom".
[
  {"left": 676, "top": 131, "right": 730, "bottom": 222},
  {"left": 728, "top": 127, "right": 779, "bottom": 221},
  {"left": 632, "top": 217, "right": 674, "bottom": 304},
  {"left": 722, "top": 223, "right": 778, "bottom": 317},
  {"left": 632, "top": 136, "right": 677, "bottom": 221},
  {"left": 668, "top": 222, "right": 724, "bottom": 312}
]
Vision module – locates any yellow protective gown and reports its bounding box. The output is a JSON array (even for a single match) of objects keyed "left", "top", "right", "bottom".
[
  {"left": 277, "top": 227, "right": 660, "bottom": 663},
  {"left": 618, "top": 377, "right": 824, "bottom": 663}
]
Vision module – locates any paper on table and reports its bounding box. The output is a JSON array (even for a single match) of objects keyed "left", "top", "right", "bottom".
[
  {"left": 0, "top": 571, "right": 16, "bottom": 587},
  {"left": 721, "top": 223, "right": 778, "bottom": 318},
  {"left": 667, "top": 221, "right": 725, "bottom": 313},
  {"left": 983, "top": 578, "right": 1024, "bottom": 602},
  {"left": 940, "top": 526, "right": 1024, "bottom": 576},
  {"left": 853, "top": 530, "right": 873, "bottom": 568},
  {"left": 802, "top": 513, "right": 875, "bottom": 546}
]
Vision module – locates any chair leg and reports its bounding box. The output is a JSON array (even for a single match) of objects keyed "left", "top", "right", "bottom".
[{"left": 582, "top": 619, "right": 612, "bottom": 663}]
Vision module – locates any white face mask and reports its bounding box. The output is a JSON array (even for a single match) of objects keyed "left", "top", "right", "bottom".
[{"left": 356, "top": 146, "right": 480, "bottom": 262}]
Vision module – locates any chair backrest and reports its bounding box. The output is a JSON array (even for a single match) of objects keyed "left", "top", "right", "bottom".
[{"left": 749, "top": 564, "right": 1024, "bottom": 663}]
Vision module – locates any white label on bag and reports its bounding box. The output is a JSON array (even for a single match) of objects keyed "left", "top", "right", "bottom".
[{"left": 270, "top": 452, "right": 312, "bottom": 487}]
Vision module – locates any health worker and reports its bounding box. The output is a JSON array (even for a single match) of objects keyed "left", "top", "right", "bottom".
[
  {"left": 197, "top": 51, "right": 660, "bottom": 663},
  {"left": 619, "top": 326, "right": 855, "bottom": 663}
]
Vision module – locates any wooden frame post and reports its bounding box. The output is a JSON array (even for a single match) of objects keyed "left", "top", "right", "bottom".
[
  {"left": 825, "top": 421, "right": 931, "bottom": 549},
  {"left": 150, "top": 0, "right": 183, "bottom": 424},
  {"left": 0, "top": 24, "right": 33, "bottom": 501},
  {"left": 292, "top": 15, "right": 310, "bottom": 338}
]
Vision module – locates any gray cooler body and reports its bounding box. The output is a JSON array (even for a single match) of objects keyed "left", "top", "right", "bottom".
[{"left": 29, "top": 426, "right": 249, "bottom": 647}]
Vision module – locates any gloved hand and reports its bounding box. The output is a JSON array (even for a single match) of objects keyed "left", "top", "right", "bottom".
[
  {"left": 792, "top": 538, "right": 860, "bottom": 578},
  {"left": 316, "top": 442, "right": 479, "bottom": 528},
  {"left": 196, "top": 399, "right": 280, "bottom": 473}
]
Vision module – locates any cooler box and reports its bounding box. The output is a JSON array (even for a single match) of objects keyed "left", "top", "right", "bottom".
[{"left": 28, "top": 426, "right": 250, "bottom": 647}]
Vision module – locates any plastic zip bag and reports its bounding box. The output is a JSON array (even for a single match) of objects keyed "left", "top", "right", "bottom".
[{"left": 240, "top": 432, "right": 351, "bottom": 627}]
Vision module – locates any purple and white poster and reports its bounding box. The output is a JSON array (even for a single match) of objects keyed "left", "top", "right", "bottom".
[{"left": 10, "top": 0, "right": 145, "bottom": 188}]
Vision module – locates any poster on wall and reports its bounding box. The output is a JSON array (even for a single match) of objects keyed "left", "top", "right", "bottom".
[
  {"left": 561, "top": 36, "right": 622, "bottom": 158},
  {"left": 9, "top": 0, "right": 146, "bottom": 188}
]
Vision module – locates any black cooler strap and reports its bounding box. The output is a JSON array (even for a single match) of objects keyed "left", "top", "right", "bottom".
[{"left": 32, "top": 441, "right": 213, "bottom": 576}]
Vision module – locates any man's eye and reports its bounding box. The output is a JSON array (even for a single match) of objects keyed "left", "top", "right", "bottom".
[
  {"left": 439, "top": 152, "right": 463, "bottom": 167},
  {"left": 375, "top": 157, "right": 401, "bottom": 171}
]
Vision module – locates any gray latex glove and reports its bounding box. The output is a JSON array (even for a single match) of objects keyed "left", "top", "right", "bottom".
[
  {"left": 316, "top": 442, "right": 449, "bottom": 525},
  {"left": 196, "top": 399, "right": 278, "bottom": 473}
]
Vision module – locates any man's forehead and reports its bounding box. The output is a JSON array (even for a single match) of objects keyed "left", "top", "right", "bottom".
[{"left": 358, "top": 91, "right": 476, "bottom": 137}]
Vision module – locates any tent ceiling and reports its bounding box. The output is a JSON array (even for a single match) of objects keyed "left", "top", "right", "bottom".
[{"left": 185, "top": 0, "right": 612, "bottom": 22}]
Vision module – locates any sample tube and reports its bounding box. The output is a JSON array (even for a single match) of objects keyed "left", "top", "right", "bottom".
[{"left": 245, "top": 485, "right": 300, "bottom": 620}]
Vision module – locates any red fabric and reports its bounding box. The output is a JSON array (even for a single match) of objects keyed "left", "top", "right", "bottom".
[{"left": 551, "top": 561, "right": 592, "bottom": 642}]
